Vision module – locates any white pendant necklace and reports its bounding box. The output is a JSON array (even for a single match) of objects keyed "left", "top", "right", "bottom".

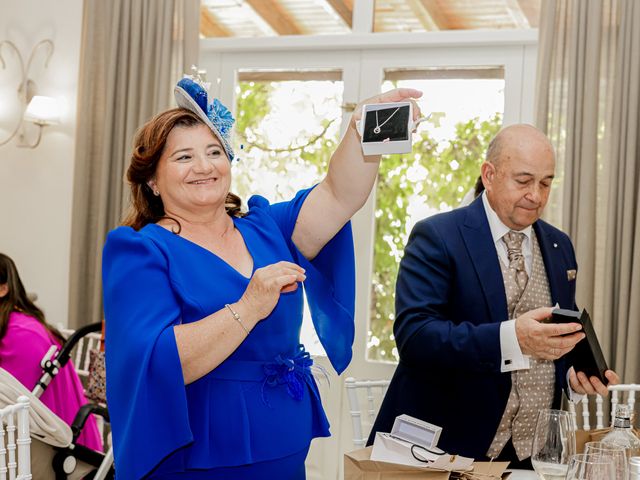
[{"left": 373, "top": 107, "right": 401, "bottom": 134}]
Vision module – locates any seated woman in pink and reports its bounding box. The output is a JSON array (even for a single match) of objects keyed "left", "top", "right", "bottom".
[{"left": 0, "top": 253, "right": 102, "bottom": 451}]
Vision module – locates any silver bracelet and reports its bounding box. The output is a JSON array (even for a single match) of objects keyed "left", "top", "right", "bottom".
[{"left": 225, "top": 303, "right": 250, "bottom": 336}]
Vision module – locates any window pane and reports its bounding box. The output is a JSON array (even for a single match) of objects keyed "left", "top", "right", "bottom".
[
  {"left": 232, "top": 72, "right": 344, "bottom": 355},
  {"left": 367, "top": 67, "right": 505, "bottom": 362}
]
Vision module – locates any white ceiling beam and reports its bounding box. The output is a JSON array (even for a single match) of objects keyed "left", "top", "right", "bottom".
[
  {"left": 515, "top": 0, "right": 540, "bottom": 27},
  {"left": 352, "top": 0, "right": 374, "bottom": 34},
  {"left": 200, "top": 28, "right": 538, "bottom": 53},
  {"left": 406, "top": 0, "right": 438, "bottom": 31},
  {"left": 505, "top": 0, "right": 531, "bottom": 28},
  {"left": 418, "top": 0, "right": 452, "bottom": 30}
]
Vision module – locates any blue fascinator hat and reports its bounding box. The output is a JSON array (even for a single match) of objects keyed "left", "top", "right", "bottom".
[{"left": 174, "top": 66, "right": 235, "bottom": 161}]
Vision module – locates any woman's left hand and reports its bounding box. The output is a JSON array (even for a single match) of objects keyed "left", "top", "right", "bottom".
[{"left": 350, "top": 88, "right": 424, "bottom": 129}]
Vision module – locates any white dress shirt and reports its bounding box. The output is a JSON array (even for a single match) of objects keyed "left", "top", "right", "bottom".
[{"left": 481, "top": 192, "right": 532, "bottom": 372}]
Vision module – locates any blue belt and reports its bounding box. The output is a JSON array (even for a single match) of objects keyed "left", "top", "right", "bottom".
[{"left": 208, "top": 344, "right": 318, "bottom": 405}]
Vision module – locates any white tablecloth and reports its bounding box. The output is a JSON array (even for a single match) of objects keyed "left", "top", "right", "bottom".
[{"left": 507, "top": 469, "right": 539, "bottom": 479}]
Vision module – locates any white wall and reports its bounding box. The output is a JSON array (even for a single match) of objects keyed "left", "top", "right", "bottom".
[{"left": 0, "top": 0, "right": 83, "bottom": 326}]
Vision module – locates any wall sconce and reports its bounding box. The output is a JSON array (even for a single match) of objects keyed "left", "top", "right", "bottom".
[{"left": 0, "top": 39, "right": 60, "bottom": 149}]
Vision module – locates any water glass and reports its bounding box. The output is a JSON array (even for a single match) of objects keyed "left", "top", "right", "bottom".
[
  {"left": 531, "top": 409, "right": 576, "bottom": 480},
  {"left": 584, "top": 441, "right": 628, "bottom": 480},
  {"left": 629, "top": 457, "right": 640, "bottom": 480},
  {"left": 565, "top": 453, "right": 616, "bottom": 479}
]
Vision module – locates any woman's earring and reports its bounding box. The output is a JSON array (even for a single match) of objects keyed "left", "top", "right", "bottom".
[{"left": 147, "top": 181, "right": 159, "bottom": 196}]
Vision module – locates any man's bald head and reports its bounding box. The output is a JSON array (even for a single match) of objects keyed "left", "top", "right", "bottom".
[{"left": 485, "top": 124, "right": 555, "bottom": 167}]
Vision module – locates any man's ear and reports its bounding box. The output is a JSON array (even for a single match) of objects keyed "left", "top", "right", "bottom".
[
  {"left": 0, "top": 283, "right": 8, "bottom": 299},
  {"left": 480, "top": 162, "right": 495, "bottom": 191}
]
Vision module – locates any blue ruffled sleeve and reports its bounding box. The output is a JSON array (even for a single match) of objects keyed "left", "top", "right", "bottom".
[
  {"left": 247, "top": 186, "right": 356, "bottom": 374},
  {"left": 102, "top": 227, "right": 192, "bottom": 480}
]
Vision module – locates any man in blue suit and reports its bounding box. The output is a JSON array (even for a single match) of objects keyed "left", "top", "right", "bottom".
[{"left": 369, "top": 124, "right": 619, "bottom": 468}]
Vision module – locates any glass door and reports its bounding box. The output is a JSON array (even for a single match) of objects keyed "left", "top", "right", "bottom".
[{"left": 358, "top": 43, "right": 537, "bottom": 366}]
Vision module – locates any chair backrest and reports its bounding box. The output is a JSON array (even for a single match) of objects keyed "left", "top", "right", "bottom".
[
  {"left": 568, "top": 383, "right": 640, "bottom": 431},
  {"left": 609, "top": 383, "right": 639, "bottom": 427},
  {"left": 345, "top": 377, "right": 390, "bottom": 448},
  {"left": 0, "top": 395, "right": 31, "bottom": 480},
  {"left": 568, "top": 394, "right": 605, "bottom": 431},
  {"left": 58, "top": 327, "right": 102, "bottom": 379}
]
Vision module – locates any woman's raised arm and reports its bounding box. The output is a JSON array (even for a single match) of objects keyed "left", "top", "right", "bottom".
[{"left": 292, "top": 88, "right": 423, "bottom": 260}]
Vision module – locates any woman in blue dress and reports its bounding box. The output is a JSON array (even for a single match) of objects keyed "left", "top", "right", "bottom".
[{"left": 102, "top": 71, "right": 422, "bottom": 479}]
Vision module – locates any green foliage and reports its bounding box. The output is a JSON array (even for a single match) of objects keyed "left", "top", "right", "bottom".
[
  {"left": 232, "top": 81, "right": 337, "bottom": 201},
  {"left": 235, "top": 82, "right": 272, "bottom": 134},
  {"left": 368, "top": 114, "right": 502, "bottom": 361},
  {"left": 233, "top": 81, "right": 502, "bottom": 362}
]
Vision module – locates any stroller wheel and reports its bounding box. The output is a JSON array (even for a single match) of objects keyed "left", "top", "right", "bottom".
[
  {"left": 63, "top": 455, "right": 77, "bottom": 474},
  {"left": 52, "top": 452, "right": 78, "bottom": 479}
]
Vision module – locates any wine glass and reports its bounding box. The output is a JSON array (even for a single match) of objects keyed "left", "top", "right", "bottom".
[
  {"left": 583, "top": 442, "right": 629, "bottom": 480},
  {"left": 531, "top": 409, "right": 576, "bottom": 480},
  {"left": 565, "top": 453, "right": 616, "bottom": 479}
]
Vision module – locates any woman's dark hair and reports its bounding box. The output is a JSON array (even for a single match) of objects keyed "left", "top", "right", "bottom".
[
  {"left": 122, "top": 108, "right": 244, "bottom": 231},
  {"left": 0, "top": 253, "right": 64, "bottom": 342}
]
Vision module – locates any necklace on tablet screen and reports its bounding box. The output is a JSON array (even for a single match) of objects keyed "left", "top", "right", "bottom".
[{"left": 373, "top": 107, "right": 401, "bottom": 134}]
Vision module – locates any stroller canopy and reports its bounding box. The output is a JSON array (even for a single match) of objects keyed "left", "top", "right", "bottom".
[{"left": 0, "top": 367, "right": 72, "bottom": 448}]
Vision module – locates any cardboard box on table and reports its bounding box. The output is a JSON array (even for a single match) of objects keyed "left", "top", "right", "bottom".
[
  {"left": 576, "top": 427, "right": 640, "bottom": 453},
  {"left": 344, "top": 446, "right": 510, "bottom": 480}
]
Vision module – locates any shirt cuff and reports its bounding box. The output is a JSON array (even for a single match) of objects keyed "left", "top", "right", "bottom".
[
  {"left": 500, "top": 319, "right": 530, "bottom": 372},
  {"left": 566, "top": 370, "right": 585, "bottom": 403}
]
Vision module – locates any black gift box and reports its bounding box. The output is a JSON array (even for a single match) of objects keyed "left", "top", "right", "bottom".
[{"left": 552, "top": 308, "right": 609, "bottom": 384}]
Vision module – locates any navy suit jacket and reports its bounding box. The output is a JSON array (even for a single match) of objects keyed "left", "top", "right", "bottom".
[{"left": 368, "top": 196, "right": 578, "bottom": 459}]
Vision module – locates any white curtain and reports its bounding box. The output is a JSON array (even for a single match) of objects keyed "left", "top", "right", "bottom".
[
  {"left": 536, "top": 0, "right": 640, "bottom": 383},
  {"left": 68, "top": 0, "right": 200, "bottom": 328}
]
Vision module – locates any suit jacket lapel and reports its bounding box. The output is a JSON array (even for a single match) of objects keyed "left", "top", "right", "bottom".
[
  {"left": 534, "top": 221, "right": 566, "bottom": 307},
  {"left": 459, "top": 197, "right": 509, "bottom": 322}
]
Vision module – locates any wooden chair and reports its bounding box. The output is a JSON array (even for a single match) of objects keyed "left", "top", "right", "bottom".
[
  {"left": 344, "top": 377, "right": 390, "bottom": 448},
  {"left": 0, "top": 395, "right": 31, "bottom": 480}
]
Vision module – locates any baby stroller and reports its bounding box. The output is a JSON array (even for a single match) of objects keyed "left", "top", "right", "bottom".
[{"left": 0, "top": 322, "right": 114, "bottom": 479}]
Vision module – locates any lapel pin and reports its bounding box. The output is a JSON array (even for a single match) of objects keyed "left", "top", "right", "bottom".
[{"left": 553, "top": 243, "right": 558, "bottom": 248}]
